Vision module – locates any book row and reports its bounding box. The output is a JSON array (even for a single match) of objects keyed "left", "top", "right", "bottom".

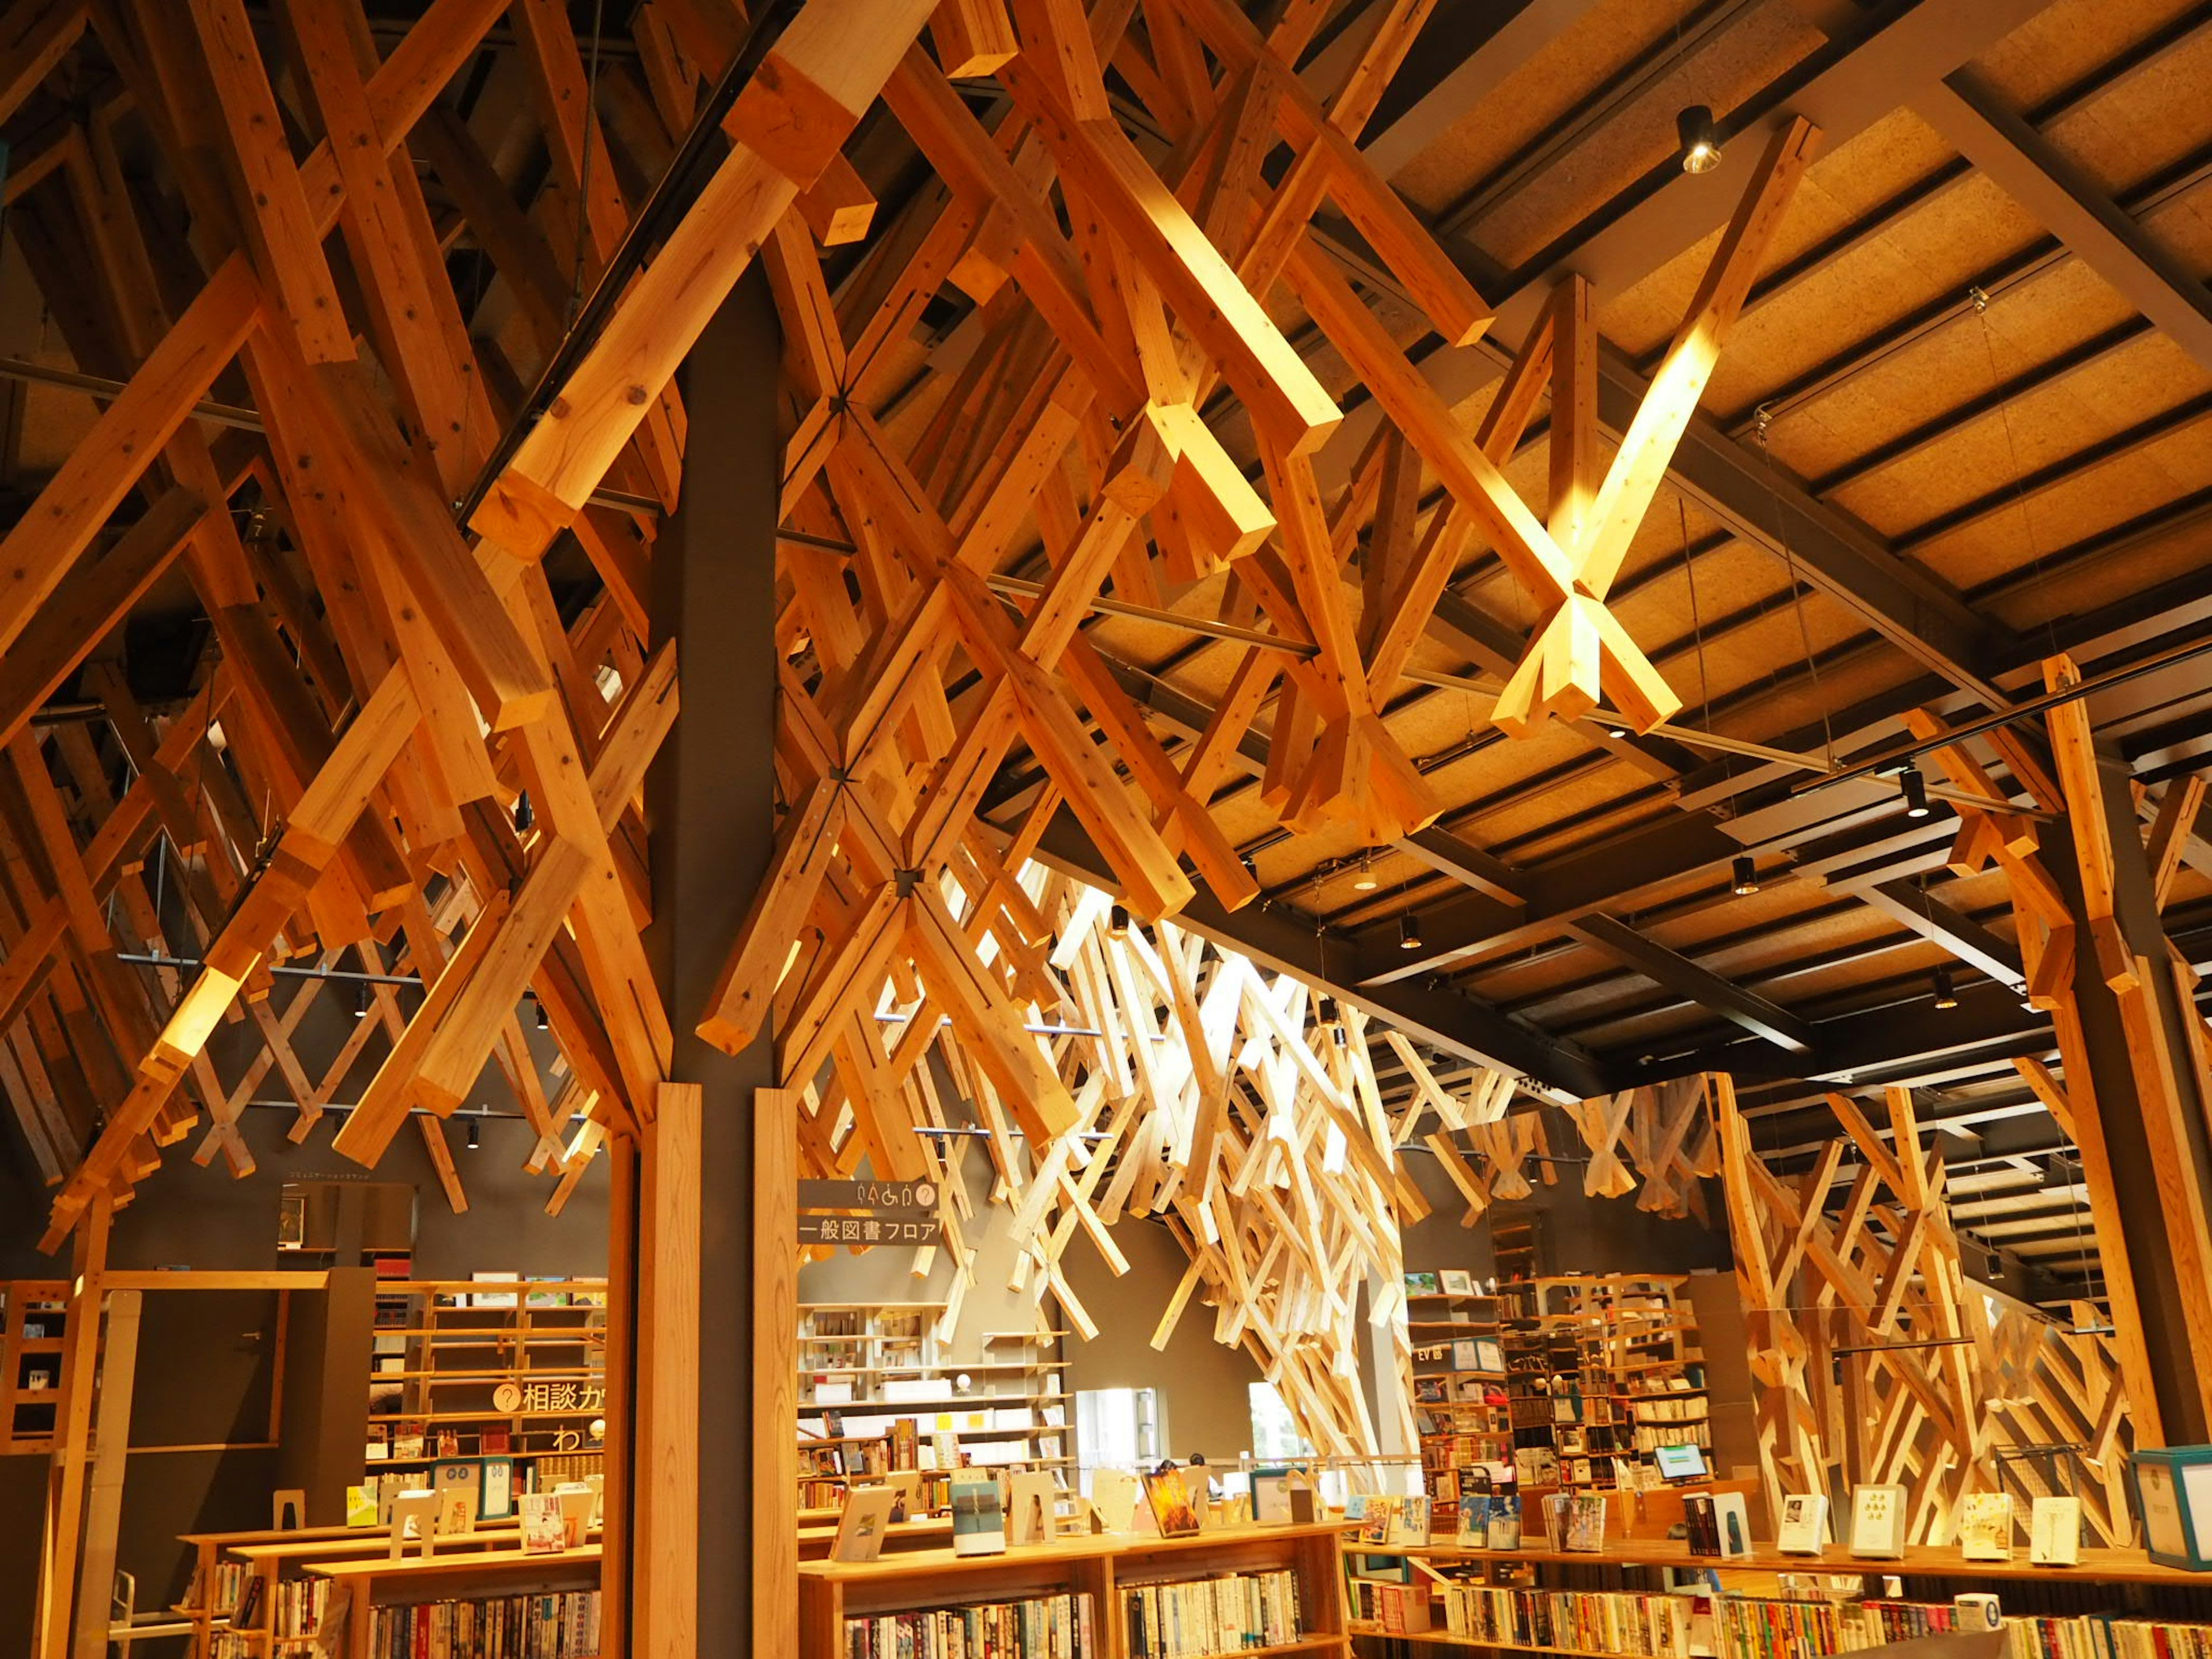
[
  {"left": 1439, "top": 1584, "right": 1695, "bottom": 1656},
  {"left": 366, "top": 1589, "right": 602, "bottom": 1659},
  {"left": 1717, "top": 1597, "right": 1965, "bottom": 1659},
  {"left": 843, "top": 1590, "right": 1096, "bottom": 1659},
  {"left": 2009, "top": 1615, "right": 2212, "bottom": 1659},
  {"left": 1123, "top": 1568, "right": 1302, "bottom": 1657}
]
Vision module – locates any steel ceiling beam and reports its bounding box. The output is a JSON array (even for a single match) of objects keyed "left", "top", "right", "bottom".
[{"left": 1916, "top": 70, "right": 2212, "bottom": 376}]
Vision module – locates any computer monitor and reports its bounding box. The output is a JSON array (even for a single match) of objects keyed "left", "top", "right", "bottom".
[{"left": 1653, "top": 1442, "right": 1708, "bottom": 1483}]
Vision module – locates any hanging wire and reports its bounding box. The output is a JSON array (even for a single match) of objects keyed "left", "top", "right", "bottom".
[
  {"left": 1679, "top": 495, "right": 1713, "bottom": 734},
  {"left": 1754, "top": 407, "right": 1836, "bottom": 767}
]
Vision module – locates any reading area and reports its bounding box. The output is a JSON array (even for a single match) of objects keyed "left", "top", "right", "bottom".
[{"left": 7, "top": 1, "right": 2212, "bottom": 1657}]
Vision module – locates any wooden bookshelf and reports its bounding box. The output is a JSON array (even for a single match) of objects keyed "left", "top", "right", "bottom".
[
  {"left": 0, "top": 1278, "right": 70, "bottom": 1455},
  {"left": 798, "top": 1521, "right": 1353, "bottom": 1659},
  {"left": 304, "top": 1543, "right": 601, "bottom": 1659},
  {"left": 1343, "top": 1535, "right": 2211, "bottom": 1588},
  {"left": 797, "top": 1302, "right": 1068, "bottom": 1514}
]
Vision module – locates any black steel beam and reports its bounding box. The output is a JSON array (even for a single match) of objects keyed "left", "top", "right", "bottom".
[
  {"left": 1563, "top": 914, "right": 1815, "bottom": 1052},
  {"left": 1025, "top": 806, "right": 1615, "bottom": 1099}
]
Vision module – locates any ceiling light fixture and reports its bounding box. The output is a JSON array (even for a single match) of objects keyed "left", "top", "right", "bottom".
[
  {"left": 353, "top": 982, "right": 369, "bottom": 1020},
  {"left": 465, "top": 1118, "right": 480, "bottom": 1151},
  {"left": 1351, "top": 851, "right": 1378, "bottom": 892},
  {"left": 534, "top": 995, "right": 550, "bottom": 1032},
  {"left": 1899, "top": 762, "right": 1931, "bottom": 818},
  {"left": 1676, "top": 105, "right": 1722, "bottom": 174},
  {"left": 1399, "top": 914, "right": 1423, "bottom": 952},
  {"left": 1933, "top": 969, "right": 1958, "bottom": 1010},
  {"left": 513, "top": 791, "right": 534, "bottom": 832},
  {"left": 1731, "top": 855, "right": 1759, "bottom": 896},
  {"left": 1108, "top": 903, "right": 1131, "bottom": 937}
]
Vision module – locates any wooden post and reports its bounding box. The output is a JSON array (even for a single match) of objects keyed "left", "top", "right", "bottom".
[
  {"left": 755, "top": 1087, "right": 800, "bottom": 1657},
  {"left": 639, "top": 263, "right": 784, "bottom": 1659},
  {"left": 70, "top": 1289, "right": 140, "bottom": 1659},
  {"left": 34, "top": 1190, "right": 108, "bottom": 1659}
]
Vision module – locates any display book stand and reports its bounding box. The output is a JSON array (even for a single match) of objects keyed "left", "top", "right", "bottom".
[
  {"left": 798, "top": 1521, "right": 1352, "bottom": 1659},
  {"left": 797, "top": 1301, "right": 1067, "bottom": 1514},
  {"left": 1336, "top": 1535, "right": 2212, "bottom": 1656},
  {"left": 363, "top": 1278, "right": 608, "bottom": 1513}
]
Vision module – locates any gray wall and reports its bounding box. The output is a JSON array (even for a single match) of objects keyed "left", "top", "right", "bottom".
[{"left": 0, "top": 1107, "right": 607, "bottom": 1646}]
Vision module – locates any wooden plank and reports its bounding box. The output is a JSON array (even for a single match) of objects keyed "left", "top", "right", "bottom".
[
  {"left": 754, "top": 1086, "right": 800, "bottom": 1658},
  {"left": 642, "top": 1082, "right": 700, "bottom": 1659}
]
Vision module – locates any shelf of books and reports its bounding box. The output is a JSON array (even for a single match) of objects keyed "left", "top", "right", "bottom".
[
  {"left": 363, "top": 1277, "right": 608, "bottom": 1525},
  {"left": 1403, "top": 1273, "right": 1712, "bottom": 1514},
  {"left": 305, "top": 1543, "right": 601, "bottom": 1659},
  {"left": 0, "top": 1277, "right": 69, "bottom": 1455},
  {"left": 1339, "top": 1531, "right": 2212, "bottom": 1657},
  {"left": 800, "top": 1521, "right": 1353, "bottom": 1659},
  {"left": 176, "top": 1519, "right": 602, "bottom": 1659},
  {"left": 798, "top": 1302, "right": 1068, "bottom": 1515}
]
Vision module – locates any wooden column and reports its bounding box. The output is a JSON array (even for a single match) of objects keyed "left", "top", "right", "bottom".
[
  {"left": 641, "top": 266, "right": 785, "bottom": 1659},
  {"left": 2046, "top": 657, "right": 2212, "bottom": 1443},
  {"left": 33, "top": 1191, "right": 108, "bottom": 1659}
]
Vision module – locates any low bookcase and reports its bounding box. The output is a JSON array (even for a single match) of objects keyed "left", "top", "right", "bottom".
[
  {"left": 798, "top": 1521, "right": 1353, "bottom": 1659},
  {"left": 1340, "top": 1537, "right": 2212, "bottom": 1656},
  {"left": 304, "top": 1543, "right": 601, "bottom": 1659}
]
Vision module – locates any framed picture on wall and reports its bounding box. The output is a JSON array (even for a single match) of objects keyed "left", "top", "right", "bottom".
[{"left": 1440, "top": 1270, "right": 1475, "bottom": 1297}]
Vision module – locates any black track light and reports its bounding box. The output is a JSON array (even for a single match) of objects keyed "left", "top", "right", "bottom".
[
  {"left": 465, "top": 1118, "right": 480, "bottom": 1151},
  {"left": 1933, "top": 969, "right": 1958, "bottom": 1010},
  {"left": 514, "top": 791, "right": 534, "bottom": 832},
  {"left": 1399, "top": 913, "right": 1423, "bottom": 952},
  {"left": 1317, "top": 995, "right": 1339, "bottom": 1025},
  {"left": 353, "top": 981, "right": 369, "bottom": 1020},
  {"left": 1676, "top": 105, "right": 1722, "bottom": 174},
  {"left": 1351, "top": 852, "right": 1378, "bottom": 892},
  {"left": 1109, "top": 903, "right": 1131, "bottom": 937},
  {"left": 1731, "top": 855, "right": 1760, "bottom": 896},
  {"left": 1899, "top": 762, "right": 1930, "bottom": 819},
  {"left": 534, "top": 995, "right": 550, "bottom": 1032}
]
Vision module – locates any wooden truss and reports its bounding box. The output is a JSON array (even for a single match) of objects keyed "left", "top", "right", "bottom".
[{"left": 1715, "top": 1075, "right": 2135, "bottom": 1547}]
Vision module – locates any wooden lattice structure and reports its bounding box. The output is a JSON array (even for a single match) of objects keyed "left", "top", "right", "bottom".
[{"left": 1715, "top": 1074, "right": 2135, "bottom": 1547}]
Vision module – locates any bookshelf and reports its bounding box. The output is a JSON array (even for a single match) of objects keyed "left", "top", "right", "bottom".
[
  {"left": 0, "top": 1277, "right": 70, "bottom": 1455},
  {"left": 798, "top": 1302, "right": 1068, "bottom": 1514},
  {"left": 797, "top": 1522, "right": 1353, "bottom": 1659},
  {"left": 304, "top": 1543, "right": 601, "bottom": 1659},
  {"left": 1402, "top": 1275, "right": 1711, "bottom": 1501},
  {"left": 363, "top": 1278, "right": 608, "bottom": 1517},
  {"left": 1340, "top": 1538, "right": 2212, "bottom": 1657}
]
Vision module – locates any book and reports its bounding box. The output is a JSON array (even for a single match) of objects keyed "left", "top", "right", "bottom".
[
  {"left": 1776, "top": 1492, "right": 1828, "bottom": 1555},
  {"left": 1684, "top": 1494, "right": 1720, "bottom": 1558},
  {"left": 1252, "top": 1469, "right": 1291, "bottom": 1526},
  {"left": 831, "top": 1484, "right": 897, "bottom": 1562},
  {"left": 1712, "top": 1491, "right": 1752, "bottom": 1559},
  {"left": 1486, "top": 1494, "right": 1522, "bottom": 1551},
  {"left": 1959, "top": 1491, "right": 2014, "bottom": 1560},
  {"left": 518, "top": 1494, "right": 566, "bottom": 1555},
  {"left": 1452, "top": 1338, "right": 1483, "bottom": 1372},
  {"left": 2030, "top": 1495, "right": 2081, "bottom": 1566},
  {"left": 392, "top": 1420, "right": 426, "bottom": 1460},
  {"left": 1565, "top": 1493, "right": 1607, "bottom": 1552},
  {"left": 1141, "top": 1467, "right": 1203, "bottom": 1538},
  {"left": 1393, "top": 1495, "right": 1432, "bottom": 1544},
  {"left": 950, "top": 1472, "right": 1007, "bottom": 1556},
  {"left": 1361, "top": 1495, "right": 1397, "bottom": 1546},
  {"left": 1849, "top": 1483, "right": 1907, "bottom": 1559},
  {"left": 344, "top": 1486, "right": 378, "bottom": 1528},
  {"left": 432, "top": 1461, "right": 480, "bottom": 1532}
]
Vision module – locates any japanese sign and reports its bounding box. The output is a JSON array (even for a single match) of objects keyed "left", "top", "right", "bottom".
[{"left": 797, "top": 1179, "right": 941, "bottom": 1248}]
